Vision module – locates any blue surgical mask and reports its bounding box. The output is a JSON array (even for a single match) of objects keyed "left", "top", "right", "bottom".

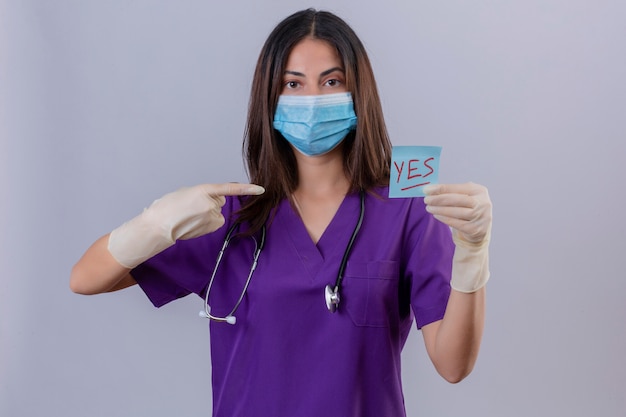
[{"left": 273, "top": 92, "right": 358, "bottom": 156}]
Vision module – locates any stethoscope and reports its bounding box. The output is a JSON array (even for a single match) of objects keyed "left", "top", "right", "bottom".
[
  {"left": 198, "top": 223, "right": 266, "bottom": 324},
  {"left": 199, "top": 190, "right": 365, "bottom": 324}
]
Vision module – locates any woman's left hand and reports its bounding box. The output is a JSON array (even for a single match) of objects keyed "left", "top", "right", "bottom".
[{"left": 423, "top": 182, "right": 492, "bottom": 244}]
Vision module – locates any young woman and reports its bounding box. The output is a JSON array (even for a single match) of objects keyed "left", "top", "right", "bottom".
[{"left": 71, "top": 9, "right": 492, "bottom": 417}]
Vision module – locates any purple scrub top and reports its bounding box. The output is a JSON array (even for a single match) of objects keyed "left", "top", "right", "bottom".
[{"left": 132, "top": 186, "right": 453, "bottom": 417}]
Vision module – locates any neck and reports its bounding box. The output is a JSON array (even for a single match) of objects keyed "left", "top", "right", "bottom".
[{"left": 293, "top": 145, "right": 349, "bottom": 198}]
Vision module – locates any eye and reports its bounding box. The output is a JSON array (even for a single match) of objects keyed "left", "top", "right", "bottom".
[
  {"left": 285, "top": 80, "right": 300, "bottom": 89},
  {"left": 325, "top": 79, "right": 342, "bottom": 87}
]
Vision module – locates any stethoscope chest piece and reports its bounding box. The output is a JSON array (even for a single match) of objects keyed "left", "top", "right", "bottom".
[{"left": 325, "top": 284, "right": 340, "bottom": 313}]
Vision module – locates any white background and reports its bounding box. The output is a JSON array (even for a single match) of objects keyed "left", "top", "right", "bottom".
[{"left": 2, "top": 1, "right": 625, "bottom": 416}]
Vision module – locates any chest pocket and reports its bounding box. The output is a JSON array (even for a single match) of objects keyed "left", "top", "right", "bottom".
[{"left": 342, "top": 261, "right": 400, "bottom": 327}]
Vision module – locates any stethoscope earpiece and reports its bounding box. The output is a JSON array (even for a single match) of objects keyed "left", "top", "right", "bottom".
[{"left": 199, "top": 310, "right": 236, "bottom": 325}]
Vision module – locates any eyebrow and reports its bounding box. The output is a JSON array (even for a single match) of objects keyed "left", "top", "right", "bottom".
[{"left": 283, "top": 67, "right": 345, "bottom": 78}]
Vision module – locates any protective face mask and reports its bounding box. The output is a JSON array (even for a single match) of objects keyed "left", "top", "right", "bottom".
[{"left": 273, "top": 92, "right": 358, "bottom": 156}]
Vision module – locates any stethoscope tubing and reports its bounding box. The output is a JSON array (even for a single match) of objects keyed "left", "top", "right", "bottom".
[
  {"left": 326, "top": 189, "right": 365, "bottom": 312},
  {"left": 202, "top": 189, "right": 364, "bottom": 323},
  {"left": 201, "top": 223, "right": 266, "bottom": 324}
]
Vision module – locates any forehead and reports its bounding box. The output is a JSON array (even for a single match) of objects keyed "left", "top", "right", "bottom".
[{"left": 285, "top": 38, "right": 343, "bottom": 70}]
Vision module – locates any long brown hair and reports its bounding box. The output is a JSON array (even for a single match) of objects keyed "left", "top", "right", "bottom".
[{"left": 237, "top": 9, "right": 392, "bottom": 233}]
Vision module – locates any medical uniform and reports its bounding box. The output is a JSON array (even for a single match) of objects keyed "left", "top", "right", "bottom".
[{"left": 132, "top": 186, "right": 453, "bottom": 417}]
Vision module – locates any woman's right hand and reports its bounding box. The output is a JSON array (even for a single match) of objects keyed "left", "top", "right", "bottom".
[
  {"left": 108, "top": 183, "right": 265, "bottom": 269},
  {"left": 70, "top": 183, "right": 264, "bottom": 295}
]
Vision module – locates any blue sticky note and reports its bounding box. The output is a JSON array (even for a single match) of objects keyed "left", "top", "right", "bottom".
[{"left": 389, "top": 146, "right": 442, "bottom": 198}]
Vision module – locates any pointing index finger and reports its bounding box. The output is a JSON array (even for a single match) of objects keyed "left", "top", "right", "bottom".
[{"left": 209, "top": 183, "right": 266, "bottom": 197}]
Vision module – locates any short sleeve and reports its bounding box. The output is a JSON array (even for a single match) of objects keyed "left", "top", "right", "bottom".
[{"left": 404, "top": 200, "right": 454, "bottom": 329}]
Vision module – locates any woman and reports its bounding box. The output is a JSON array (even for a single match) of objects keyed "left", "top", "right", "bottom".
[{"left": 71, "top": 9, "right": 492, "bottom": 417}]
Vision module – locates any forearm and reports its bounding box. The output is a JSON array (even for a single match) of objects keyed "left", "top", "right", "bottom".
[
  {"left": 424, "top": 287, "right": 486, "bottom": 383},
  {"left": 70, "top": 183, "right": 265, "bottom": 295},
  {"left": 422, "top": 182, "right": 491, "bottom": 382},
  {"left": 70, "top": 234, "right": 134, "bottom": 295}
]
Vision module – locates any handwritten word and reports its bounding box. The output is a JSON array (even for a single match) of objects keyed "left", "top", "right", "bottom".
[
  {"left": 393, "top": 158, "right": 435, "bottom": 190},
  {"left": 389, "top": 146, "right": 442, "bottom": 198}
]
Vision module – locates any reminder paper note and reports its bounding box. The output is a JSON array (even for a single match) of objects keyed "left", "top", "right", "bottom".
[{"left": 389, "top": 146, "right": 442, "bottom": 198}]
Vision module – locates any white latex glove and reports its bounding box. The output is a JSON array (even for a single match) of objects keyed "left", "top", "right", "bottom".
[
  {"left": 424, "top": 183, "right": 492, "bottom": 293},
  {"left": 108, "top": 183, "right": 265, "bottom": 268}
]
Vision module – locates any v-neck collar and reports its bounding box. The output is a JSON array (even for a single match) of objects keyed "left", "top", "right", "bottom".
[{"left": 277, "top": 191, "right": 362, "bottom": 282}]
